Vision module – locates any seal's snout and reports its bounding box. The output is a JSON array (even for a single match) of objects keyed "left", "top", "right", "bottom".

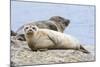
[
  {"left": 28, "top": 29, "right": 33, "bottom": 32},
  {"left": 27, "top": 29, "right": 33, "bottom": 35},
  {"left": 64, "top": 19, "right": 70, "bottom": 26}
]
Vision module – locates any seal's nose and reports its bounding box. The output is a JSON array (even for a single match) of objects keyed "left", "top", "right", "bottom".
[
  {"left": 64, "top": 19, "right": 70, "bottom": 26},
  {"left": 28, "top": 29, "right": 32, "bottom": 32}
]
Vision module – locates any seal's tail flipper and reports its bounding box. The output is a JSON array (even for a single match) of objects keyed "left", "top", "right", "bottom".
[{"left": 80, "top": 45, "right": 90, "bottom": 54}]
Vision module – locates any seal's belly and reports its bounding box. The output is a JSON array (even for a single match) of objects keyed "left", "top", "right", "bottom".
[{"left": 33, "top": 37, "right": 55, "bottom": 49}]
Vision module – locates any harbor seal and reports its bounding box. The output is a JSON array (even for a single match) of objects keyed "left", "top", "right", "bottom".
[
  {"left": 24, "top": 24, "right": 89, "bottom": 53},
  {"left": 16, "top": 16, "right": 70, "bottom": 41}
]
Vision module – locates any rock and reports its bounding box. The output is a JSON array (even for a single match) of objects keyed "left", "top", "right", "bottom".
[
  {"left": 11, "top": 30, "right": 17, "bottom": 36},
  {"left": 11, "top": 36, "right": 95, "bottom": 66}
]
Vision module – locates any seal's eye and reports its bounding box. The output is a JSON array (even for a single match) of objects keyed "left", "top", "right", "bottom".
[
  {"left": 32, "top": 27, "right": 35, "bottom": 30},
  {"left": 25, "top": 27, "right": 28, "bottom": 29}
]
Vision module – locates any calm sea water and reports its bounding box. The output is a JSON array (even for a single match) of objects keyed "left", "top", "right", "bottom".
[{"left": 11, "top": 1, "right": 95, "bottom": 45}]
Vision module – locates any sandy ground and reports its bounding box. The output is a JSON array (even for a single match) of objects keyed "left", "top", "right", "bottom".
[{"left": 11, "top": 36, "right": 95, "bottom": 67}]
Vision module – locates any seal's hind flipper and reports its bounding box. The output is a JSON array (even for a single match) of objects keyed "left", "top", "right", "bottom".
[{"left": 80, "top": 45, "right": 90, "bottom": 54}]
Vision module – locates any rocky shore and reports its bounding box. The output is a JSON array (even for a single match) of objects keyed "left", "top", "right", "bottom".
[{"left": 11, "top": 36, "right": 95, "bottom": 66}]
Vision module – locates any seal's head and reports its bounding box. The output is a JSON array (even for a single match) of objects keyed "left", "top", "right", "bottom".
[
  {"left": 49, "top": 16, "right": 70, "bottom": 32},
  {"left": 24, "top": 24, "right": 38, "bottom": 36},
  {"left": 49, "top": 16, "right": 70, "bottom": 27}
]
